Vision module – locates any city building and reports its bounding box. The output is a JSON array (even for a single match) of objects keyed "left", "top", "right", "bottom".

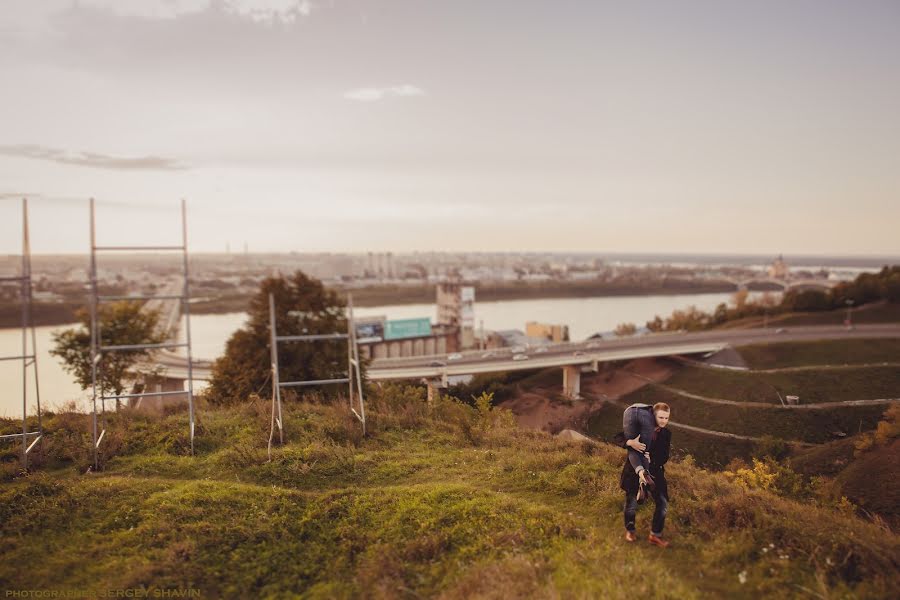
[
  {"left": 355, "top": 315, "right": 459, "bottom": 359},
  {"left": 436, "top": 280, "right": 476, "bottom": 349},
  {"left": 768, "top": 255, "right": 789, "bottom": 279},
  {"left": 525, "top": 321, "right": 570, "bottom": 343}
]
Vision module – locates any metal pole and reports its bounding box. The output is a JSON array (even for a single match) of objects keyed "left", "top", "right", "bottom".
[
  {"left": 89, "top": 198, "right": 99, "bottom": 469},
  {"left": 181, "top": 199, "right": 196, "bottom": 455},
  {"left": 347, "top": 297, "right": 354, "bottom": 412},
  {"left": 21, "top": 199, "right": 28, "bottom": 468},
  {"left": 348, "top": 294, "right": 365, "bottom": 435},
  {"left": 22, "top": 199, "right": 43, "bottom": 460},
  {"left": 268, "top": 293, "right": 283, "bottom": 445}
]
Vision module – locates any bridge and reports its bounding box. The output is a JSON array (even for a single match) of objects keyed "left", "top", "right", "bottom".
[
  {"left": 717, "top": 276, "right": 838, "bottom": 291},
  {"left": 129, "top": 280, "right": 208, "bottom": 408},
  {"left": 149, "top": 323, "right": 900, "bottom": 401}
]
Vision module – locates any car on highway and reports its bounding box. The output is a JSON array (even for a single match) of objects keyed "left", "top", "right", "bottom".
[
  {"left": 510, "top": 346, "right": 526, "bottom": 353},
  {"left": 534, "top": 347, "right": 548, "bottom": 353},
  {"left": 586, "top": 341, "right": 602, "bottom": 349},
  {"left": 480, "top": 351, "right": 496, "bottom": 358},
  {"left": 512, "top": 354, "right": 529, "bottom": 361},
  {"left": 775, "top": 328, "right": 787, "bottom": 334},
  {"left": 447, "top": 353, "right": 463, "bottom": 360},
  {"left": 428, "top": 361, "right": 446, "bottom": 367},
  {"left": 573, "top": 351, "right": 585, "bottom": 357}
]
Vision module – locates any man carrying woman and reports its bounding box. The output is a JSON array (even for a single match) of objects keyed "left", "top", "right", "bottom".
[{"left": 618, "top": 402, "right": 672, "bottom": 547}]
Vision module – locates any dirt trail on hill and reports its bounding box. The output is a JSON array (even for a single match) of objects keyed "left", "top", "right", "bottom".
[
  {"left": 621, "top": 369, "right": 900, "bottom": 410},
  {"left": 499, "top": 358, "right": 674, "bottom": 433}
]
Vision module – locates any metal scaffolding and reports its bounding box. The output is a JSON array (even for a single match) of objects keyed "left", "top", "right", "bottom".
[
  {"left": 268, "top": 292, "right": 365, "bottom": 455},
  {"left": 89, "top": 198, "right": 196, "bottom": 469},
  {"left": 0, "top": 198, "right": 43, "bottom": 469}
]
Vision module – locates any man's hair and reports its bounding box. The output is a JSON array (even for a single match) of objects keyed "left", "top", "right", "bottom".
[{"left": 653, "top": 402, "right": 671, "bottom": 414}]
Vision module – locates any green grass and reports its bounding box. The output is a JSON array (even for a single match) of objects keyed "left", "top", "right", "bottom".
[
  {"left": 833, "top": 440, "right": 900, "bottom": 526},
  {"left": 620, "top": 386, "right": 888, "bottom": 444},
  {"left": 664, "top": 362, "right": 900, "bottom": 404},
  {"left": 586, "top": 401, "right": 760, "bottom": 469},
  {"left": 713, "top": 301, "right": 900, "bottom": 330},
  {"left": 737, "top": 338, "right": 900, "bottom": 370},
  {"left": 789, "top": 437, "right": 859, "bottom": 478},
  {"left": 2, "top": 392, "right": 899, "bottom": 598}
]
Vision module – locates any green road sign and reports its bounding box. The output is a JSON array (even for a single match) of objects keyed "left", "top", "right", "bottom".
[{"left": 384, "top": 318, "right": 432, "bottom": 340}]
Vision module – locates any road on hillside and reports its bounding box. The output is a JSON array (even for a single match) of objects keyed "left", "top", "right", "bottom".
[{"left": 368, "top": 324, "right": 900, "bottom": 379}]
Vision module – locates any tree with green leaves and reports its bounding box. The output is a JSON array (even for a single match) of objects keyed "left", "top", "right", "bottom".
[
  {"left": 51, "top": 302, "right": 166, "bottom": 404},
  {"left": 206, "top": 271, "right": 354, "bottom": 405}
]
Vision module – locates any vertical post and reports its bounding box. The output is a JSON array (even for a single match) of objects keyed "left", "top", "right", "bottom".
[
  {"left": 348, "top": 294, "right": 365, "bottom": 435},
  {"left": 20, "top": 199, "right": 28, "bottom": 468},
  {"left": 479, "top": 319, "right": 485, "bottom": 350},
  {"left": 24, "top": 199, "right": 42, "bottom": 456},
  {"left": 89, "top": 198, "right": 99, "bottom": 470},
  {"left": 181, "top": 199, "right": 196, "bottom": 455},
  {"left": 346, "top": 297, "right": 354, "bottom": 411},
  {"left": 268, "top": 293, "right": 283, "bottom": 444}
]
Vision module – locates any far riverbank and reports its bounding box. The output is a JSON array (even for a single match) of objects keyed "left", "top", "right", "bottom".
[
  {"left": 188, "top": 279, "right": 752, "bottom": 316},
  {"left": 0, "top": 279, "right": 764, "bottom": 329}
]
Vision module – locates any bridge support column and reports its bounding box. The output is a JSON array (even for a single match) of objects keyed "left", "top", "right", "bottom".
[
  {"left": 426, "top": 379, "right": 447, "bottom": 404},
  {"left": 562, "top": 366, "right": 581, "bottom": 399},
  {"left": 132, "top": 375, "right": 187, "bottom": 412}
]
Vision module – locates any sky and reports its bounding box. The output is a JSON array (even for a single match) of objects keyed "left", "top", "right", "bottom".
[{"left": 1, "top": 0, "right": 899, "bottom": 256}]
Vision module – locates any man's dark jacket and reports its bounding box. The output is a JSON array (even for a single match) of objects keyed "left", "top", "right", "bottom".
[{"left": 616, "top": 427, "right": 671, "bottom": 500}]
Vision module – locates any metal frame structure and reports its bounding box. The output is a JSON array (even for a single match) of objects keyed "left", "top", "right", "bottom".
[
  {"left": 89, "top": 198, "right": 196, "bottom": 469},
  {"left": 268, "top": 292, "right": 365, "bottom": 453},
  {"left": 0, "top": 198, "right": 43, "bottom": 469}
]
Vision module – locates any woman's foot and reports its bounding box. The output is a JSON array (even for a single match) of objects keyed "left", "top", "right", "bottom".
[
  {"left": 648, "top": 533, "right": 669, "bottom": 548},
  {"left": 638, "top": 469, "right": 655, "bottom": 490},
  {"left": 624, "top": 530, "right": 637, "bottom": 542}
]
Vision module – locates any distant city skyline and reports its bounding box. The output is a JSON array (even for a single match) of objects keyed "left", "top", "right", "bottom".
[{"left": 1, "top": 1, "right": 899, "bottom": 256}]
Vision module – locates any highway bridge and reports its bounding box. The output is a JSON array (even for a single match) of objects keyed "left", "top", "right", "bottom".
[
  {"left": 152, "top": 323, "right": 900, "bottom": 400},
  {"left": 716, "top": 276, "right": 838, "bottom": 291}
]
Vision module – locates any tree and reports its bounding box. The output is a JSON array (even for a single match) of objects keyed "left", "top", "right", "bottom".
[
  {"left": 645, "top": 315, "right": 664, "bottom": 332},
  {"left": 614, "top": 322, "right": 637, "bottom": 337},
  {"left": 206, "top": 271, "right": 353, "bottom": 405},
  {"left": 51, "top": 302, "right": 165, "bottom": 403},
  {"left": 782, "top": 289, "right": 830, "bottom": 312},
  {"left": 731, "top": 288, "right": 749, "bottom": 311}
]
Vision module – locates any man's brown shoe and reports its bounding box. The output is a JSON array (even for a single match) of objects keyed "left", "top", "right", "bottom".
[
  {"left": 648, "top": 534, "right": 669, "bottom": 548},
  {"left": 624, "top": 531, "right": 637, "bottom": 543}
]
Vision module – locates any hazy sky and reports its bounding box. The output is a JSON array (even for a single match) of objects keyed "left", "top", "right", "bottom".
[{"left": 1, "top": 0, "right": 899, "bottom": 256}]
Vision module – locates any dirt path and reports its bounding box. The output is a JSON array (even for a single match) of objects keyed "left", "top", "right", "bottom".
[
  {"left": 620, "top": 369, "right": 900, "bottom": 410},
  {"left": 673, "top": 354, "right": 900, "bottom": 374}
]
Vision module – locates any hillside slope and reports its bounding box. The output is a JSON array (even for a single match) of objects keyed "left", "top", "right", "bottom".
[{"left": 2, "top": 391, "right": 898, "bottom": 598}]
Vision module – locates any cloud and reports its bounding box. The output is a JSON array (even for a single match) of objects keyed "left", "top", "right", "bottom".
[
  {"left": 74, "top": 0, "right": 314, "bottom": 25},
  {"left": 0, "top": 145, "right": 188, "bottom": 171},
  {"left": 78, "top": 0, "right": 211, "bottom": 21},
  {"left": 223, "top": 0, "right": 314, "bottom": 25},
  {"left": 343, "top": 85, "right": 426, "bottom": 102},
  {"left": 0, "top": 192, "right": 41, "bottom": 200}
]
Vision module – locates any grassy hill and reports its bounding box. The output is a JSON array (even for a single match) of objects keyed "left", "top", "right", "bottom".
[
  {"left": 664, "top": 362, "right": 900, "bottom": 405},
  {"left": 3, "top": 390, "right": 898, "bottom": 598},
  {"left": 735, "top": 338, "right": 900, "bottom": 370},
  {"left": 713, "top": 301, "right": 900, "bottom": 331}
]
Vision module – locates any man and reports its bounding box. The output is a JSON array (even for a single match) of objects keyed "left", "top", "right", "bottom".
[{"left": 619, "top": 402, "right": 672, "bottom": 547}]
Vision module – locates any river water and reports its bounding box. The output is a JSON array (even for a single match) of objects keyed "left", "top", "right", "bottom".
[{"left": 0, "top": 291, "right": 749, "bottom": 417}]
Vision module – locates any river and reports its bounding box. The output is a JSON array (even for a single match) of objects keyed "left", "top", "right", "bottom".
[{"left": 1, "top": 291, "right": 752, "bottom": 417}]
